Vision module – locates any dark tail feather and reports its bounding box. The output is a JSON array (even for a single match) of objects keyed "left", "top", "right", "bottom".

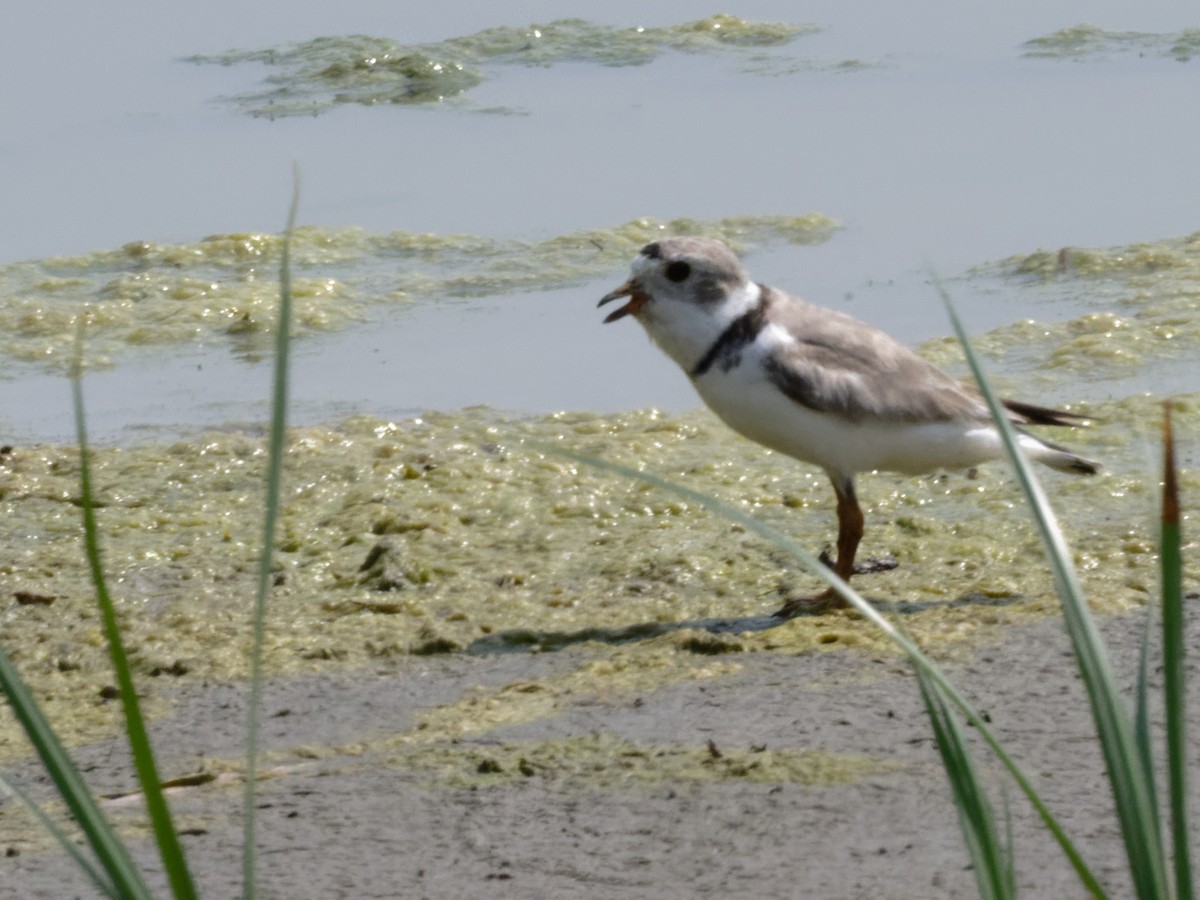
[
  {"left": 1007, "top": 399, "right": 1100, "bottom": 473},
  {"left": 1034, "top": 435, "right": 1101, "bottom": 475},
  {"left": 1060, "top": 454, "right": 1101, "bottom": 476},
  {"left": 1003, "top": 398, "right": 1094, "bottom": 427}
]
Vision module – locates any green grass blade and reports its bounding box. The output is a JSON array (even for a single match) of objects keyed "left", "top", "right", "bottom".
[
  {"left": 1003, "top": 794, "right": 1017, "bottom": 898},
  {"left": 934, "top": 275, "right": 1168, "bottom": 898},
  {"left": 1133, "top": 608, "right": 1158, "bottom": 828},
  {"left": 918, "top": 670, "right": 1014, "bottom": 900},
  {"left": 538, "top": 441, "right": 1105, "bottom": 896},
  {"left": 0, "top": 651, "right": 147, "bottom": 898},
  {"left": 1160, "top": 404, "right": 1191, "bottom": 899},
  {"left": 73, "top": 331, "right": 198, "bottom": 900},
  {"left": 242, "top": 167, "right": 300, "bottom": 899},
  {"left": 0, "top": 771, "right": 120, "bottom": 898}
]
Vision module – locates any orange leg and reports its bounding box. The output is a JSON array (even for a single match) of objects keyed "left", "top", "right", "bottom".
[
  {"left": 831, "top": 476, "right": 864, "bottom": 582},
  {"left": 773, "top": 475, "right": 862, "bottom": 618}
]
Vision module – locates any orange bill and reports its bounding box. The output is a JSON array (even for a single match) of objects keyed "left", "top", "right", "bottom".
[{"left": 597, "top": 280, "right": 648, "bottom": 323}]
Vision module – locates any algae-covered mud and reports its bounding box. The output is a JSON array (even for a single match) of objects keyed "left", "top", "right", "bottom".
[
  {"left": 1023, "top": 24, "right": 1200, "bottom": 61},
  {"left": 384, "top": 732, "right": 890, "bottom": 790},
  {"left": 2, "top": 395, "right": 1196, "bottom": 758},
  {"left": 187, "top": 16, "right": 838, "bottom": 118},
  {"left": 0, "top": 214, "right": 836, "bottom": 374}
]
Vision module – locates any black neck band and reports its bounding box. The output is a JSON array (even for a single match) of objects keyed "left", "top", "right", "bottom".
[{"left": 690, "top": 286, "right": 770, "bottom": 378}]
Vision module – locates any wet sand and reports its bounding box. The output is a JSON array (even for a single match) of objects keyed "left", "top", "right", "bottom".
[{"left": 6, "top": 605, "right": 1196, "bottom": 899}]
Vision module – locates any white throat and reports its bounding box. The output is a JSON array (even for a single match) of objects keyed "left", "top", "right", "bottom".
[{"left": 639, "top": 281, "right": 761, "bottom": 372}]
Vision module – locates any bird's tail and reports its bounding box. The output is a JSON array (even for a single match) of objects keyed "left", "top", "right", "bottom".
[{"left": 1018, "top": 433, "right": 1100, "bottom": 475}]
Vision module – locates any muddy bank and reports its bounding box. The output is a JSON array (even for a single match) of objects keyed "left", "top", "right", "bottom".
[{"left": 5, "top": 609, "right": 1198, "bottom": 898}]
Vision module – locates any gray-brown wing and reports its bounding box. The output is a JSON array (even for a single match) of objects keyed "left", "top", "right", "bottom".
[{"left": 761, "top": 293, "right": 989, "bottom": 423}]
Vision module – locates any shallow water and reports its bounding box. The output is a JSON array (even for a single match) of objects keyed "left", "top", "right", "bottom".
[{"left": 3, "top": 3, "right": 1200, "bottom": 440}]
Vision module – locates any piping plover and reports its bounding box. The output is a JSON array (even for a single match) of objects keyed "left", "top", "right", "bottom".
[{"left": 599, "top": 236, "right": 1098, "bottom": 616}]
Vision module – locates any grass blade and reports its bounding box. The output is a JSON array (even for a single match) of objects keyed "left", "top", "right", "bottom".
[
  {"left": 537, "top": 440, "right": 1104, "bottom": 895},
  {"left": 1160, "top": 403, "right": 1191, "bottom": 899},
  {"left": 242, "top": 166, "right": 300, "bottom": 899},
  {"left": 0, "top": 649, "right": 148, "bottom": 898},
  {"left": 933, "top": 274, "right": 1168, "bottom": 898},
  {"left": 73, "top": 327, "right": 198, "bottom": 899},
  {"left": 0, "top": 772, "right": 120, "bottom": 898},
  {"left": 917, "top": 670, "right": 1015, "bottom": 900},
  {"left": 1133, "top": 610, "right": 1158, "bottom": 830}
]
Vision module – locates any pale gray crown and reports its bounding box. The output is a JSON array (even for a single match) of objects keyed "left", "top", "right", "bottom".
[{"left": 636, "top": 237, "right": 749, "bottom": 307}]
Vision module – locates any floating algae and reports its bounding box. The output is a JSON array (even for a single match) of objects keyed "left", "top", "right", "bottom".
[
  {"left": 0, "top": 214, "right": 837, "bottom": 374},
  {"left": 1023, "top": 23, "right": 1200, "bottom": 62},
  {"left": 187, "top": 16, "right": 826, "bottom": 118},
  {"left": 920, "top": 231, "right": 1200, "bottom": 392}
]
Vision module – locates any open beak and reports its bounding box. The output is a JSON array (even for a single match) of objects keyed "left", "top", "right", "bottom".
[{"left": 597, "top": 280, "right": 647, "bottom": 323}]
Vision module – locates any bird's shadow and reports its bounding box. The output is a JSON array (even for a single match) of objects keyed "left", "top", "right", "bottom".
[{"left": 465, "top": 592, "right": 1023, "bottom": 656}]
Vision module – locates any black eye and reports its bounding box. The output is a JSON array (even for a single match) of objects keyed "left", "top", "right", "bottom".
[{"left": 664, "top": 261, "right": 691, "bottom": 283}]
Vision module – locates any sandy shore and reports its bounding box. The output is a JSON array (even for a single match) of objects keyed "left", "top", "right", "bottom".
[{"left": 5, "top": 603, "right": 1196, "bottom": 900}]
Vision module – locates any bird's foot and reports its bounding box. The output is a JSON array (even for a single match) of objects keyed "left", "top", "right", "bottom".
[
  {"left": 772, "top": 588, "right": 848, "bottom": 619},
  {"left": 818, "top": 550, "right": 898, "bottom": 576}
]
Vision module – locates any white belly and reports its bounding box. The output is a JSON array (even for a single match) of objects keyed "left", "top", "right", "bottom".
[{"left": 694, "top": 366, "right": 1005, "bottom": 477}]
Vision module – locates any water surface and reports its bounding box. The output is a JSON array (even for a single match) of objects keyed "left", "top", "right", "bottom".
[{"left": 3, "top": 2, "right": 1199, "bottom": 440}]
